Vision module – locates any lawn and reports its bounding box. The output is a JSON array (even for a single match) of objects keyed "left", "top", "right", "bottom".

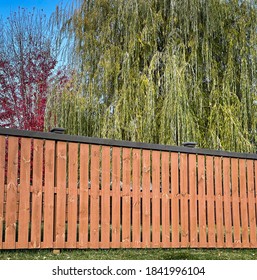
[{"left": 0, "top": 248, "right": 257, "bottom": 260}]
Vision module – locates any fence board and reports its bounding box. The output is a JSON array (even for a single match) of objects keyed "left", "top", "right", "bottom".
[
  {"left": 31, "top": 139, "right": 43, "bottom": 248},
  {"left": 112, "top": 147, "right": 121, "bottom": 248},
  {"left": 189, "top": 154, "right": 197, "bottom": 247},
  {"left": 171, "top": 152, "right": 179, "bottom": 247},
  {"left": 231, "top": 158, "right": 241, "bottom": 247},
  {"left": 67, "top": 143, "right": 78, "bottom": 248},
  {"left": 247, "top": 160, "right": 256, "bottom": 247},
  {"left": 43, "top": 140, "right": 55, "bottom": 248},
  {"left": 214, "top": 156, "right": 224, "bottom": 248},
  {"left": 0, "top": 136, "right": 5, "bottom": 249},
  {"left": 142, "top": 150, "right": 151, "bottom": 248},
  {"left": 239, "top": 159, "right": 249, "bottom": 247},
  {"left": 101, "top": 146, "right": 110, "bottom": 248},
  {"left": 17, "top": 138, "right": 31, "bottom": 248},
  {"left": 161, "top": 151, "right": 170, "bottom": 247},
  {"left": 152, "top": 151, "right": 160, "bottom": 248},
  {"left": 223, "top": 157, "right": 232, "bottom": 248},
  {"left": 254, "top": 161, "right": 257, "bottom": 247},
  {"left": 206, "top": 156, "right": 215, "bottom": 247},
  {"left": 5, "top": 137, "right": 18, "bottom": 249},
  {"left": 78, "top": 144, "right": 89, "bottom": 248},
  {"left": 180, "top": 153, "right": 189, "bottom": 247},
  {"left": 198, "top": 155, "right": 207, "bottom": 247},
  {"left": 55, "top": 142, "right": 67, "bottom": 248},
  {"left": 122, "top": 148, "right": 131, "bottom": 248},
  {"left": 132, "top": 149, "right": 141, "bottom": 248},
  {"left": 90, "top": 145, "right": 100, "bottom": 248}
]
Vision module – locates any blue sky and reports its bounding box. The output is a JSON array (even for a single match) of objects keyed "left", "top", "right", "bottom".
[{"left": 0, "top": 0, "right": 70, "bottom": 20}]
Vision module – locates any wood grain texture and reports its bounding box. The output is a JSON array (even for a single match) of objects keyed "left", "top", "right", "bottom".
[
  {"left": 247, "top": 160, "right": 256, "bottom": 247},
  {"left": 111, "top": 147, "right": 121, "bottom": 248},
  {"left": 31, "top": 139, "right": 43, "bottom": 248},
  {"left": 43, "top": 140, "right": 55, "bottom": 248},
  {"left": 90, "top": 145, "right": 100, "bottom": 248},
  {"left": 5, "top": 137, "right": 18, "bottom": 249},
  {"left": 121, "top": 148, "right": 131, "bottom": 248},
  {"left": 17, "top": 138, "right": 31, "bottom": 249},
  {"left": 55, "top": 142, "right": 67, "bottom": 249},
  {"left": 214, "top": 156, "right": 224, "bottom": 248},
  {"left": 206, "top": 156, "right": 215, "bottom": 248},
  {"left": 171, "top": 152, "right": 179, "bottom": 247},
  {"left": 189, "top": 154, "right": 197, "bottom": 247},
  {"left": 132, "top": 149, "right": 141, "bottom": 248},
  {"left": 78, "top": 144, "right": 89, "bottom": 248},
  {"left": 67, "top": 143, "right": 78, "bottom": 248},
  {"left": 0, "top": 136, "right": 5, "bottom": 249},
  {"left": 198, "top": 155, "right": 207, "bottom": 247},
  {"left": 239, "top": 159, "right": 249, "bottom": 247},
  {"left": 101, "top": 146, "right": 111, "bottom": 248},
  {"left": 152, "top": 151, "right": 160, "bottom": 248},
  {"left": 142, "top": 150, "right": 151, "bottom": 248},
  {"left": 161, "top": 151, "right": 170, "bottom": 248},
  {"left": 180, "top": 153, "right": 189, "bottom": 247},
  {"left": 223, "top": 157, "right": 232, "bottom": 248},
  {"left": 231, "top": 158, "right": 241, "bottom": 248}
]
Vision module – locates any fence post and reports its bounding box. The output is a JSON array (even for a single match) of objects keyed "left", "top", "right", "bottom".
[
  {"left": 181, "top": 141, "right": 197, "bottom": 247},
  {"left": 50, "top": 127, "right": 65, "bottom": 254}
]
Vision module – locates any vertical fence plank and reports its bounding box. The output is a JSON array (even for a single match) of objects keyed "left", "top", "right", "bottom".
[
  {"left": 161, "top": 151, "right": 170, "bottom": 248},
  {"left": 55, "top": 141, "right": 67, "bottom": 249},
  {"left": 171, "top": 152, "right": 179, "bottom": 247},
  {"left": 206, "top": 156, "right": 215, "bottom": 247},
  {"left": 0, "top": 136, "right": 5, "bottom": 249},
  {"left": 142, "top": 150, "right": 151, "bottom": 248},
  {"left": 214, "top": 156, "right": 224, "bottom": 248},
  {"left": 112, "top": 147, "right": 121, "bottom": 248},
  {"left": 198, "top": 155, "right": 207, "bottom": 247},
  {"left": 180, "top": 153, "right": 189, "bottom": 247},
  {"left": 132, "top": 149, "right": 141, "bottom": 248},
  {"left": 5, "top": 137, "right": 18, "bottom": 249},
  {"left": 43, "top": 140, "right": 55, "bottom": 248},
  {"left": 31, "top": 139, "right": 43, "bottom": 248},
  {"left": 90, "top": 145, "right": 100, "bottom": 248},
  {"left": 67, "top": 143, "right": 78, "bottom": 248},
  {"left": 189, "top": 154, "right": 197, "bottom": 247},
  {"left": 17, "top": 138, "right": 31, "bottom": 249},
  {"left": 252, "top": 160, "right": 257, "bottom": 248},
  {"left": 152, "top": 151, "right": 160, "bottom": 248},
  {"left": 101, "top": 146, "right": 111, "bottom": 248},
  {"left": 78, "top": 144, "right": 89, "bottom": 248},
  {"left": 122, "top": 148, "right": 131, "bottom": 248},
  {"left": 239, "top": 159, "right": 249, "bottom": 247},
  {"left": 247, "top": 160, "right": 256, "bottom": 247},
  {"left": 231, "top": 158, "right": 241, "bottom": 247},
  {"left": 223, "top": 157, "right": 232, "bottom": 248}
]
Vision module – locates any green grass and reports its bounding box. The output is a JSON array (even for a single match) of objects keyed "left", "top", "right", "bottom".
[{"left": 1, "top": 248, "right": 257, "bottom": 260}]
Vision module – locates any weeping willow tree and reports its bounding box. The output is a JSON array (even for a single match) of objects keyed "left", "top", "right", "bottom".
[{"left": 45, "top": 0, "right": 257, "bottom": 152}]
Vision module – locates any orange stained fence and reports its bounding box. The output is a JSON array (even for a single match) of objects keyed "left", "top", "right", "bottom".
[{"left": 0, "top": 128, "right": 257, "bottom": 249}]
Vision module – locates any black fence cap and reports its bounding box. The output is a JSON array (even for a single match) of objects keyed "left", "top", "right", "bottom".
[
  {"left": 182, "top": 142, "right": 197, "bottom": 148},
  {"left": 50, "top": 127, "right": 66, "bottom": 134},
  {"left": 0, "top": 127, "right": 257, "bottom": 160}
]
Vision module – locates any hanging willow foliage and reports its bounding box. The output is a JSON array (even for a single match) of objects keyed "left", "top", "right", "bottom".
[{"left": 45, "top": 0, "right": 257, "bottom": 152}]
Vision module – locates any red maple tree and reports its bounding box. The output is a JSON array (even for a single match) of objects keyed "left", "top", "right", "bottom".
[{"left": 0, "top": 8, "right": 58, "bottom": 131}]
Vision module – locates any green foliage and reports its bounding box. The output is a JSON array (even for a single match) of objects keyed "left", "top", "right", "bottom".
[{"left": 46, "top": 0, "right": 257, "bottom": 152}]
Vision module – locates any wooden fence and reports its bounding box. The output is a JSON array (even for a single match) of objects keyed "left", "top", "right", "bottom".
[{"left": 0, "top": 127, "right": 257, "bottom": 249}]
